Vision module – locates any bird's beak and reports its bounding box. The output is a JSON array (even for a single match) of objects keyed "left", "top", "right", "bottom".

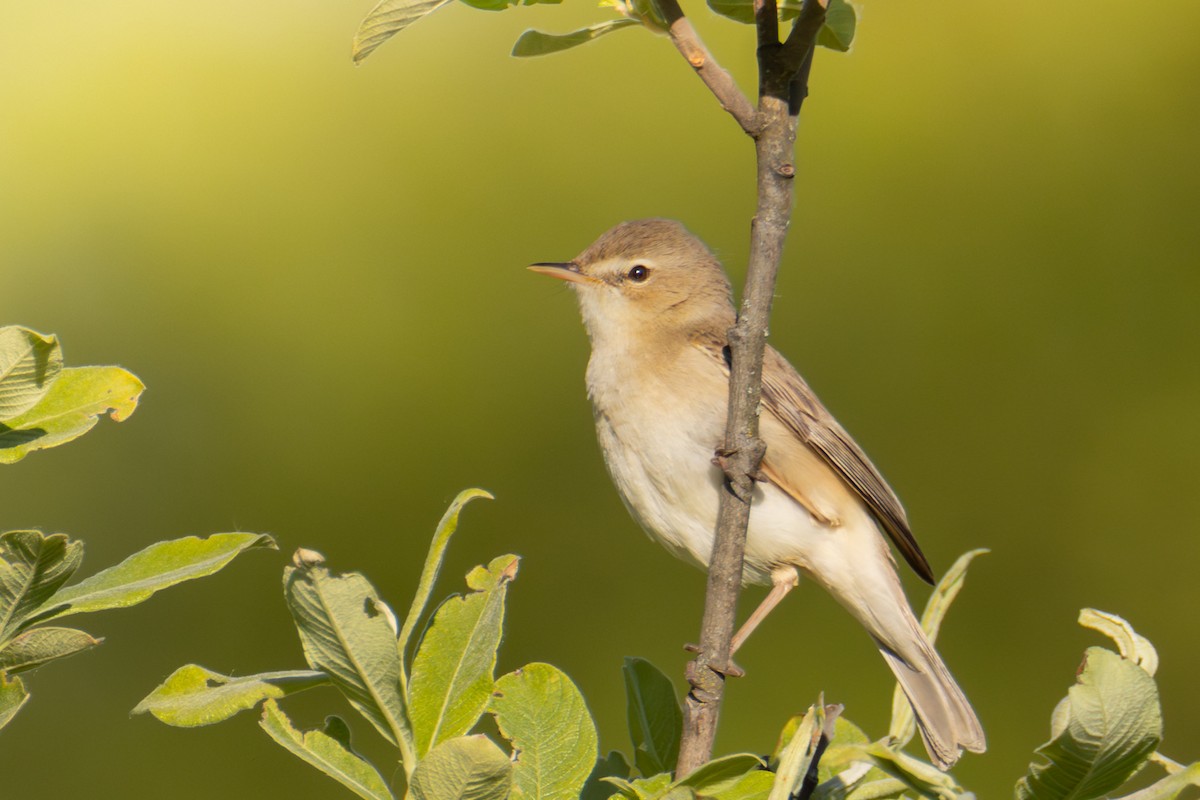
[{"left": 527, "top": 261, "right": 593, "bottom": 285}]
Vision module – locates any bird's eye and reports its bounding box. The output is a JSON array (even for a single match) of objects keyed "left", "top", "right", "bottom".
[{"left": 627, "top": 264, "right": 650, "bottom": 283}]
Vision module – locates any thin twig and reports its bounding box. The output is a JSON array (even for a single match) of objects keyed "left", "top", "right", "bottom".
[
  {"left": 673, "top": 0, "right": 828, "bottom": 778},
  {"left": 655, "top": 0, "right": 758, "bottom": 135}
]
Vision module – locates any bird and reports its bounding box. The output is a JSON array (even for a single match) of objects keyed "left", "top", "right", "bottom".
[{"left": 529, "top": 218, "right": 985, "bottom": 770}]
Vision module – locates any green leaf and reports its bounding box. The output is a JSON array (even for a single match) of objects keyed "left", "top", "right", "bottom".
[
  {"left": 260, "top": 699, "right": 395, "bottom": 800},
  {"left": 285, "top": 553, "right": 407, "bottom": 750},
  {"left": 1114, "top": 762, "right": 1200, "bottom": 800},
  {"left": 352, "top": 0, "right": 453, "bottom": 64},
  {"left": 512, "top": 19, "right": 641, "bottom": 57},
  {"left": 816, "top": 0, "right": 856, "bottom": 52},
  {"left": 0, "top": 366, "right": 143, "bottom": 464},
  {"left": 603, "top": 772, "right": 673, "bottom": 800},
  {"left": 705, "top": 0, "right": 854, "bottom": 52},
  {"left": 0, "top": 672, "right": 29, "bottom": 732},
  {"left": 1078, "top": 609, "right": 1159, "bottom": 676},
  {"left": 399, "top": 489, "right": 493, "bottom": 678},
  {"left": 623, "top": 657, "right": 681, "bottom": 777},
  {"left": 1016, "top": 647, "right": 1162, "bottom": 800},
  {"left": 409, "top": 735, "right": 513, "bottom": 800},
  {"left": 889, "top": 548, "right": 987, "bottom": 746},
  {"left": 0, "top": 327, "right": 62, "bottom": 421},
  {"left": 676, "top": 754, "right": 765, "bottom": 795},
  {"left": 31, "top": 533, "right": 276, "bottom": 624},
  {"left": 581, "top": 751, "right": 632, "bottom": 800},
  {"left": 409, "top": 554, "right": 517, "bottom": 758},
  {"left": 0, "top": 531, "right": 83, "bottom": 642},
  {"left": 490, "top": 662, "right": 598, "bottom": 800},
  {"left": 769, "top": 704, "right": 826, "bottom": 800},
  {"left": 708, "top": 770, "right": 774, "bottom": 800},
  {"left": 706, "top": 0, "right": 804, "bottom": 26},
  {"left": 133, "top": 664, "right": 329, "bottom": 726},
  {"left": 824, "top": 740, "right": 963, "bottom": 799},
  {"left": 808, "top": 717, "right": 891, "bottom": 796},
  {"left": 0, "top": 626, "right": 101, "bottom": 673}
]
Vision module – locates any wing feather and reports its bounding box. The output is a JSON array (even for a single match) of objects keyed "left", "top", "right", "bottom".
[{"left": 692, "top": 334, "right": 934, "bottom": 584}]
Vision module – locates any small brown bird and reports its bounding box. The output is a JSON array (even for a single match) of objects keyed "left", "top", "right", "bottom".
[{"left": 530, "top": 219, "right": 985, "bottom": 770}]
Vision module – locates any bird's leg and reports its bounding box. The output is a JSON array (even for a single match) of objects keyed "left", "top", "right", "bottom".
[{"left": 729, "top": 566, "right": 800, "bottom": 655}]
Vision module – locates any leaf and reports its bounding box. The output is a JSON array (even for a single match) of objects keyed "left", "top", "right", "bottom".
[
  {"left": 351, "top": 0, "right": 453, "bottom": 64},
  {"left": 676, "top": 754, "right": 765, "bottom": 795},
  {"left": 260, "top": 699, "right": 395, "bottom": 800},
  {"left": 581, "top": 751, "right": 632, "bottom": 800},
  {"left": 490, "top": 663, "right": 598, "bottom": 800},
  {"left": 0, "top": 327, "right": 62, "bottom": 421},
  {"left": 807, "top": 717, "right": 893, "bottom": 798},
  {"left": 31, "top": 533, "right": 276, "bottom": 625},
  {"left": 409, "top": 554, "right": 517, "bottom": 757},
  {"left": 769, "top": 703, "right": 840, "bottom": 800},
  {"left": 1079, "top": 609, "right": 1159, "bottom": 676},
  {"left": 815, "top": 0, "right": 856, "bottom": 53},
  {"left": 708, "top": 770, "right": 774, "bottom": 800},
  {"left": 285, "top": 554, "right": 407, "bottom": 749},
  {"left": 409, "top": 735, "right": 513, "bottom": 800},
  {"left": 133, "top": 664, "right": 329, "bottom": 726},
  {"left": 1016, "top": 647, "right": 1162, "bottom": 800},
  {"left": 0, "top": 626, "right": 101, "bottom": 673},
  {"left": 0, "top": 366, "right": 143, "bottom": 464},
  {"left": 889, "top": 548, "right": 988, "bottom": 746},
  {"left": 512, "top": 19, "right": 641, "bottom": 58},
  {"left": 704, "top": 0, "right": 855, "bottom": 53},
  {"left": 706, "top": 0, "right": 804, "bottom": 26},
  {"left": 0, "top": 672, "right": 29, "bottom": 733},
  {"left": 834, "top": 741, "right": 964, "bottom": 799},
  {"left": 1114, "top": 762, "right": 1200, "bottom": 800},
  {"left": 399, "top": 489, "right": 493, "bottom": 675},
  {"left": 0, "top": 530, "right": 83, "bottom": 642},
  {"left": 603, "top": 772, "right": 673, "bottom": 800},
  {"left": 623, "top": 657, "right": 681, "bottom": 777}
]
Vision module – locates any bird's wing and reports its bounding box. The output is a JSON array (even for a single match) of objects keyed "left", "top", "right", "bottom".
[{"left": 691, "top": 333, "right": 935, "bottom": 584}]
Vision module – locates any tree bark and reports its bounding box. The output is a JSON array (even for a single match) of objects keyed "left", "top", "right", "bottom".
[{"left": 671, "top": 0, "right": 828, "bottom": 777}]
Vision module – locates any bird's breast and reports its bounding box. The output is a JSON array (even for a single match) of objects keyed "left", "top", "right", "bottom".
[
  {"left": 586, "top": 345, "right": 728, "bottom": 573},
  {"left": 584, "top": 342, "right": 870, "bottom": 587}
]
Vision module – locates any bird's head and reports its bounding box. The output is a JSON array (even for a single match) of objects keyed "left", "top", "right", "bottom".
[{"left": 529, "top": 219, "right": 734, "bottom": 344}]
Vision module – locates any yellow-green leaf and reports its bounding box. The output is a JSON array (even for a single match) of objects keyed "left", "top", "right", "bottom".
[
  {"left": 134, "top": 664, "right": 328, "bottom": 726},
  {"left": 0, "top": 326, "right": 62, "bottom": 421},
  {"left": 260, "top": 699, "right": 395, "bottom": 800},
  {"left": 0, "top": 626, "right": 100, "bottom": 673},
  {"left": 0, "top": 366, "right": 143, "bottom": 464},
  {"left": 491, "top": 663, "right": 598, "bottom": 800},
  {"left": 410, "top": 554, "right": 517, "bottom": 757},
  {"left": 410, "top": 735, "right": 512, "bottom": 800},
  {"left": 352, "top": 0, "right": 453, "bottom": 64}
]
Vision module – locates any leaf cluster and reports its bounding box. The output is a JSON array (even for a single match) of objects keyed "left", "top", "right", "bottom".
[
  {"left": 134, "top": 509, "right": 1200, "bottom": 800},
  {"left": 136, "top": 490, "right": 599, "bottom": 800},
  {"left": 349, "top": 0, "right": 856, "bottom": 63},
  {"left": 0, "top": 325, "right": 143, "bottom": 464},
  {"left": 0, "top": 325, "right": 276, "bottom": 733}
]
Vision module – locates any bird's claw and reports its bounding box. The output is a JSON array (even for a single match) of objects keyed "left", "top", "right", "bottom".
[
  {"left": 711, "top": 449, "right": 767, "bottom": 484},
  {"left": 683, "top": 643, "right": 746, "bottom": 678}
]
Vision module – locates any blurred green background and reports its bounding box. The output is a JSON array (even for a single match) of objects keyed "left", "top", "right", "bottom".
[{"left": 2, "top": 0, "right": 1198, "bottom": 796}]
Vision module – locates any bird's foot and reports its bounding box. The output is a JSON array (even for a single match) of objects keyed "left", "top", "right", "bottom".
[
  {"left": 710, "top": 448, "right": 767, "bottom": 483},
  {"left": 683, "top": 642, "right": 746, "bottom": 678}
]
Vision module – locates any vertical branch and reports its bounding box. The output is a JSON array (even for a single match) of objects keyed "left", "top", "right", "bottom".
[{"left": 675, "top": 0, "right": 828, "bottom": 778}]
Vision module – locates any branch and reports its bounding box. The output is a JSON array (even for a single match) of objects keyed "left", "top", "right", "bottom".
[
  {"left": 655, "top": 0, "right": 758, "bottom": 134},
  {"left": 674, "top": 0, "right": 828, "bottom": 778}
]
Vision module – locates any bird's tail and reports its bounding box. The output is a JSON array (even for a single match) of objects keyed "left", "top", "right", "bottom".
[{"left": 873, "top": 620, "right": 986, "bottom": 770}]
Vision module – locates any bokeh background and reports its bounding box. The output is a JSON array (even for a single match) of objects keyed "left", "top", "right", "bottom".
[{"left": 2, "top": 0, "right": 1198, "bottom": 796}]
